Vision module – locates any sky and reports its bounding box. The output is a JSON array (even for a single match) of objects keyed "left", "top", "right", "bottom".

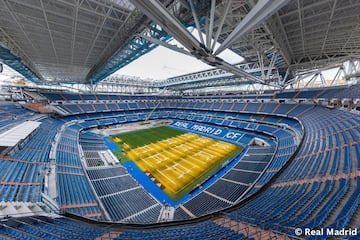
[
  {"left": 0, "top": 64, "right": 23, "bottom": 84},
  {"left": 115, "top": 30, "right": 244, "bottom": 80},
  {"left": 115, "top": 45, "right": 210, "bottom": 80}
]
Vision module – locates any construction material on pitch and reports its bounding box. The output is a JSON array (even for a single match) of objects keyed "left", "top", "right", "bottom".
[{"left": 110, "top": 126, "right": 242, "bottom": 201}]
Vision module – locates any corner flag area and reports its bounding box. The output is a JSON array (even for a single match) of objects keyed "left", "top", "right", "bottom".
[{"left": 110, "top": 126, "right": 243, "bottom": 202}]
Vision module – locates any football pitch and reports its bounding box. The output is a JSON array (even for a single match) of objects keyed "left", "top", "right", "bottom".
[{"left": 110, "top": 126, "right": 243, "bottom": 201}]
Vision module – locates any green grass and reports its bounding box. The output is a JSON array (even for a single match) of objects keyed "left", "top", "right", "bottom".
[
  {"left": 113, "top": 151, "right": 132, "bottom": 164},
  {"left": 110, "top": 126, "right": 185, "bottom": 163},
  {"left": 110, "top": 126, "right": 185, "bottom": 148}
]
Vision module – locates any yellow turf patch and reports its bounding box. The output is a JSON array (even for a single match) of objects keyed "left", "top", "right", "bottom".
[{"left": 126, "top": 132, "right": 239, "bottom": 201}]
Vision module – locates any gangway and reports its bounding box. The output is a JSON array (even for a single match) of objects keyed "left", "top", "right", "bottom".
[{"left": 143, "top": 102, "right": 160, "bottom": 124}]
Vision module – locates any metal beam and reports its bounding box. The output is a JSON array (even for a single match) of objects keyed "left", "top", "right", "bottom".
[
  {"left": 263, "top": 14, "right": 293, "bottom": 66},
  {"left": 211, "top": 0, "right": 232, "bottom": 51},
  {"left": 39, "top": 0, "right": 58, "bottom": 62},
  {"left": 207, "top": 0, "right": 216, "bottom": 49},
  {"left": 158, "top": 61, "right": 283, "bottom": 89},
  {"left": 341, "top": 19, "right": 360, "bottom": 52},
  {"left": 330, "top": 66, "right": 343, "bottom": 85},
  {"left": 214, "top": 0, "right": 290, "bottom": 55},
  {"left": 137, "top": 34, "right": 192, "bottom": 56},
  {"left": 83, "top": 4, "right": 113, "bottom": 66},
  {"left": 130, "top": 0, "right": 271, "bottom": 85},
  {"left": 70, "top": 0, "right": 79, "bottom": 65},
  {"left": 267, "top": 52, "right": 278, "bottom": 79},
  {"left": 130, "top": 0, "right": 203, "bottom": 54},
  {"left": 188, "top": 0, "right": 205, "bottom": 46},
  {"left": 297, "top": 0, "right": 305, "bottom": 56},
  {"left": 321, "top": 0, "right": 337, "bottom": 53}
]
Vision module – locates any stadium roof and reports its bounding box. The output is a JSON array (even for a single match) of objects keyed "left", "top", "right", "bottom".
[{"left": 0, "top": 0, "right": 360, "bottom": 88}]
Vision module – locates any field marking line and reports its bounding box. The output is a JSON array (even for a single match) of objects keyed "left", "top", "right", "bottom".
[
  {"left": 119, "top": 129, "right": 241, "bottom": 200},
  {"left": 156, "top": 170, "right": 177, "bottom": 185}
]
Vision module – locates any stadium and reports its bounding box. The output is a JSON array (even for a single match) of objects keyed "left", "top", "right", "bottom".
[{"left": 0, "top": 0, "right": 359, "bottom": 239}]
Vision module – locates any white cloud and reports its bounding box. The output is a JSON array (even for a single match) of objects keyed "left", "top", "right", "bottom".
[
  {"left": 115, "top": 29, "right": 244, "bottom": 80},
  {"left": 115, "top": 45, "right": 210, "bottom": 80}
]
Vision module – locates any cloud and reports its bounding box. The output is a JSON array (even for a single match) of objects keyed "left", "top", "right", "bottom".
[{"left": 114, "top": 29, "right": 243, "bottom": 80}]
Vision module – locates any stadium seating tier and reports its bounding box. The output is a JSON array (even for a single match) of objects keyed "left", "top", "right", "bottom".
[{"left": 0, "top": 88, "right": 359, "bottom": 239}]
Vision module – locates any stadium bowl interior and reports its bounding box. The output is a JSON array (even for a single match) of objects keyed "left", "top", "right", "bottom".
[{"left": 0, "top": 0, "right": 360, "bottom": 239}]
